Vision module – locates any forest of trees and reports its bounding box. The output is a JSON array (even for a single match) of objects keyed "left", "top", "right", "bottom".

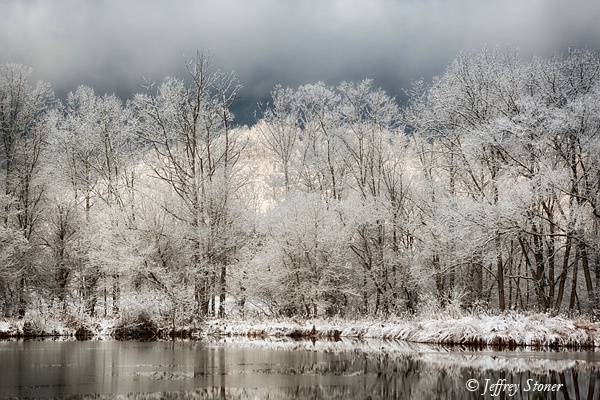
[{"left": 0, "top": 48, "right": 599, "bottom": 325}]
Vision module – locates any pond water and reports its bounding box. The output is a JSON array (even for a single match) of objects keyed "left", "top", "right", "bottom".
[{"left": 0, "top": 338, "right": 598, "bottom": 399}]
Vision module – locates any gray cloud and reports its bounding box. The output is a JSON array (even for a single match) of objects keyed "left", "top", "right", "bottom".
[{"left": 2, "top": 0, "right": 599, "bottom": 124}]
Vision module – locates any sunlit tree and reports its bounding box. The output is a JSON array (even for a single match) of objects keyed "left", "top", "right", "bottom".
[{"left": 134, "top": 52, "right": 246, "bottom": 318}]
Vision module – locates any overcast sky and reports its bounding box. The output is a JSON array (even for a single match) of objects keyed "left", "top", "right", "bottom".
[{"left": 2, "top": 0, "right": 600, "bottom": 124}]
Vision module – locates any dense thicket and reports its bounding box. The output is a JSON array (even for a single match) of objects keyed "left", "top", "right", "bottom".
[{"left": 0, "top": 49, "right": 598, "bottom": 324}]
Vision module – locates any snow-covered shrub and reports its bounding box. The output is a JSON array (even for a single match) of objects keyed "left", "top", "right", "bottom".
[{"left": 416, "top": 292, "right": 442, "bottom": 318}]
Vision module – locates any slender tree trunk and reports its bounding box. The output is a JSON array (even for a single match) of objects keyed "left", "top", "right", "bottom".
[
  {"left": 362, "top": 272, "right": 368, "bottom": 314},
  {"left": 433, "top": 254, "right": 445, "bottom": 306},
  {"left": 579, "top": 241, "right": 595, "bottom": 311},
  {"left": 496, "top": 235, "right": 506, "bottom": 311},
  {"left": 569, "top": 247, "right": 580, "bottom": 310},
  {"left": 17, "top": 277, "right": 26, "bottom": 318},
  {"left": 546, "top": 218, "right": 556, "bottom": 306},
  {"left": 112, "top": 274, "right": 120, "bottom": 316},
  {"left": 531, "top": 226, "right": 547, "bottom": 310},
  {"left": 218, "top": 264, "right": 226, "bottom": 318},
  {"left": 554, "top": 235, "right": 572, "bottom": 311}
]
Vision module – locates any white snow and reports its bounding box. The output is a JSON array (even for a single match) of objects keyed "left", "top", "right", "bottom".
[
  {"left": 1, "top": 313, "right": 598, "bottom": 348},
  {"left": 203, "top": 313, "right": 600, "bottom": 348}
]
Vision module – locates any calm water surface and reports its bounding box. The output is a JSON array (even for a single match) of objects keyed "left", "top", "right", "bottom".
[{"left": 0, "top": 338, "right": 598, "bottom": 399}]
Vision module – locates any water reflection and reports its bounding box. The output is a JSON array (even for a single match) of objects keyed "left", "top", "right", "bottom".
[{"left": 0, "top": 338, "right": 598, "bottom": 399}]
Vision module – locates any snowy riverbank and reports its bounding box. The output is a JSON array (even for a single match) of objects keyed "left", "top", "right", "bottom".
[
  {"left": 204, "top": 313, "right": 600, "bottom": 348},
  {"left": 1, "top": 312, "right": 598, "bottom": 348}
]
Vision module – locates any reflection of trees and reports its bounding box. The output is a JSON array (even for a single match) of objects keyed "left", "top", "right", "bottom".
[
  {"left": 96, "top": 352, "right": 597, "bottom": 400},
  {"left": 5, "top": 339, "right": 598, "bottom": 399},
  {"left": 81, "top": 370, "right": 597, "bottom": 399}
]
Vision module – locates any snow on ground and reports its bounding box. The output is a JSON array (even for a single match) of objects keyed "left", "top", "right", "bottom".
[
  {"left": 1, "top": 312, "right": 599, "bottom": 348},
  {"left": 203, "top": 313, "right": 600, "bottom": 348},
  {"left": 0, "top": 319, "right": 20, "bottom": 337}
]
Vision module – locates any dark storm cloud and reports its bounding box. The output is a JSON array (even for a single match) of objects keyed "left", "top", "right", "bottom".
[{"left": 2, "top": 0, "right": 600, "bottom": 123}]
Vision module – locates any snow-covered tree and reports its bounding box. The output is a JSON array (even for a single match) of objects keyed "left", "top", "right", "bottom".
[
  {"left": 134, "top": 52, "right": 247, "bottom": 318},
  {"left": 46, "top": 85, "right": 137, "bottom": 316},
  {"left": 0, "top": 63, "right": 54, "bottom": 317},
  {"left": 256, "top": 79, "right": 412, "bottom": 316},
  {"left": 406, "top": 47, "right": 600, "bottom": 313},
  {"left": 2, "top": 48, "right": 599, "bottom": 323},
  {"left": 243, "top": 192, "right": 352, "bottom": 317}
]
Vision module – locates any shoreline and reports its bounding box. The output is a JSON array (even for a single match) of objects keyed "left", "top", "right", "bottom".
[
  {"left": 1, "top": 313, "right": 599, "bottom": 349},
  {"left": 204, "top": 313, "right": 600, "bottom": 348}
]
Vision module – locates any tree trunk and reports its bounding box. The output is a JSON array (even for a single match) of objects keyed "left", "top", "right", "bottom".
[
  {"left": 579, "top": 242, "right": 595, "bottom": 311},
  {"left": 112, "top": 274, "right": 120, "bottom": 316},
  {"left": 17, "top": 277, "right": 27, "bottom": 318},
  {"left": 569, "top": 247, "right": 580, "bottom": 310},
  {"left": 554, "top": 235, "right": 572, "bottom": 311},
  {"left": 495, "top": 235, "right": 506, "bottom": 311},
  {"left": 218, "top": 264, "right": 226, "bottom": 318},
  {"left": 531, "top": 227, "right": 547, "bottom": 310}
]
